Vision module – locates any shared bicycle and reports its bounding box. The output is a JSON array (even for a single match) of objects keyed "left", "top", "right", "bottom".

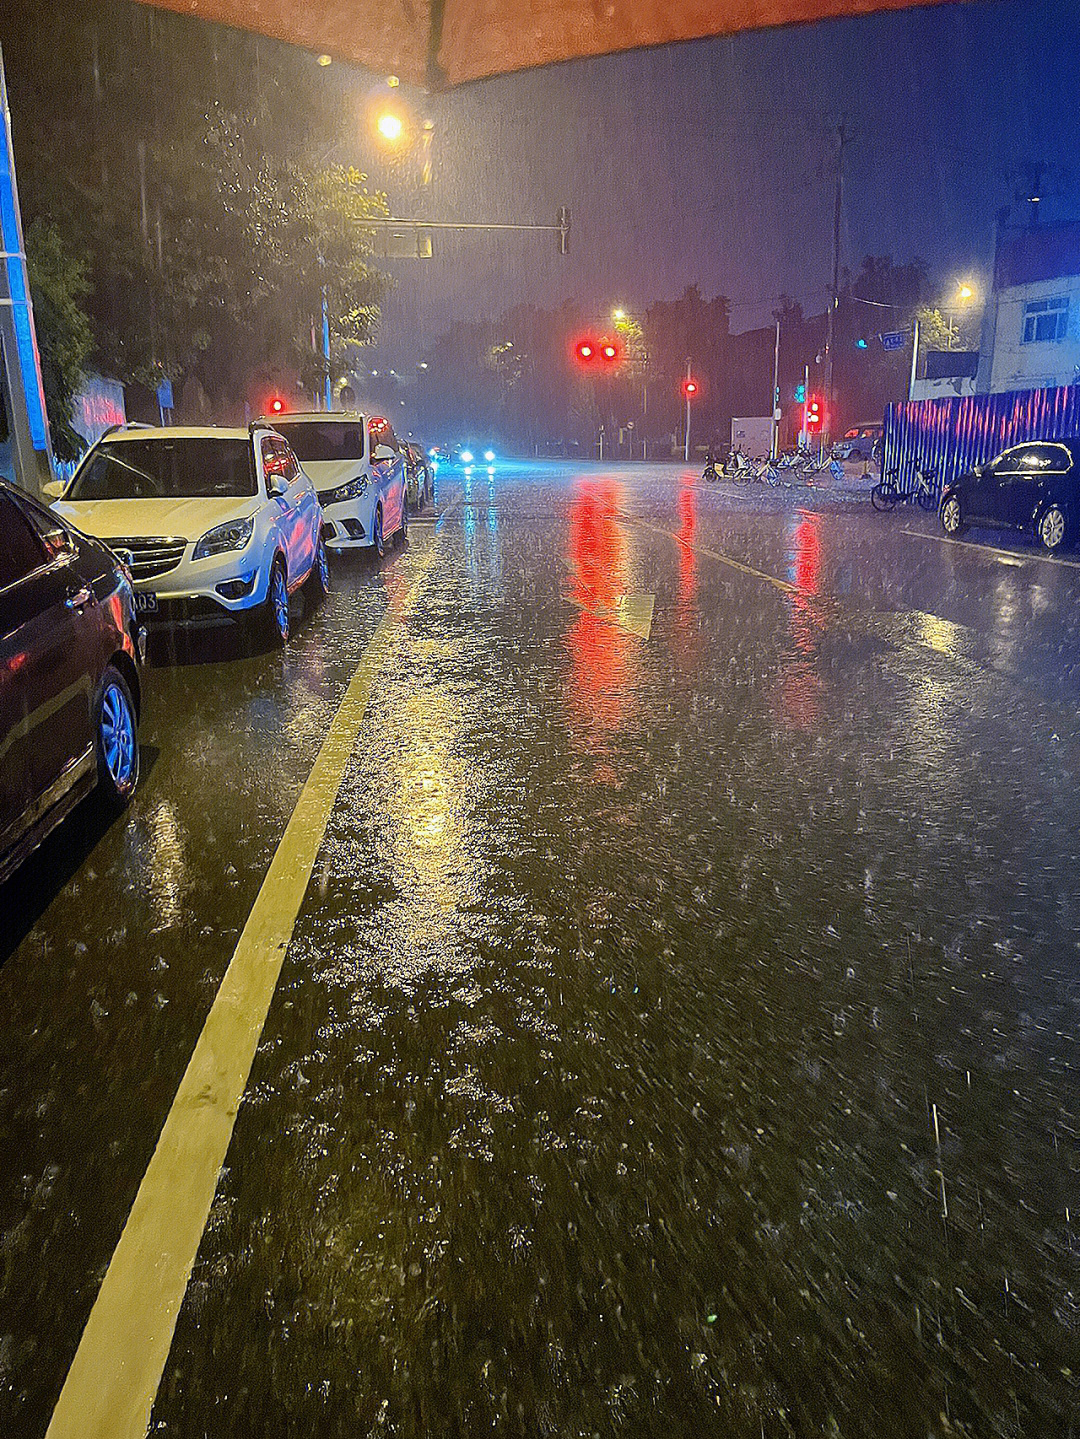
[{"left": 871, "top": 463, "right": 939, "bottom": 513}]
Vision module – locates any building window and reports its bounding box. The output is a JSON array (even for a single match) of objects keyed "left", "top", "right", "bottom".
[{"left": 1022, "top": 296, "right": 1069, "bottom": 343}]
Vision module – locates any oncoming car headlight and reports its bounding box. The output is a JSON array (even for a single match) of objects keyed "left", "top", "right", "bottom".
[
  {"left": 193, "top": 515, "right": 255, "bottom": 561},
  {"left": 325, "top": 474, "right": 369, "bottom": 504}
]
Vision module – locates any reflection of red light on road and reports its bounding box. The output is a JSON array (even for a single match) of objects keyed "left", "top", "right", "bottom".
[
  {"left": 777, "top": 512, "right": 824, "bottom": 728},
  {"left": 792, "top": 513, "right": 821, "bottom": 595},
  {"left": 673, "top": 482, "right": 699, "bottom": 670},
  {"left": 565, "top": 480, "right": 632, "bottom": 758}
]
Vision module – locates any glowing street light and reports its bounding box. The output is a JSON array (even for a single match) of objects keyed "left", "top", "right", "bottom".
[
  {"left": 613, "top": 308, "right": 627, "bottom": 322},
  {"left": 377, "top": 111, "right": 404, "bottom": 143}
]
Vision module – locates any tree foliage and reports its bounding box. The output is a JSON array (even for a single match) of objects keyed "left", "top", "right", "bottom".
[
  {"left": 2, "top": 0, "right": 390, "bottom": 422},
  {"left": 24, "top": 220, "right": 94, "bottom": 461}
]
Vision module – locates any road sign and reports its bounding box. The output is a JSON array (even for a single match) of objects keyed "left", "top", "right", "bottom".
[
  {"left": 880, "top": 331, "right": 907, "bottom": 352},
  {"left": 156, "top": 378, "right": 174, "bottom": 411}
]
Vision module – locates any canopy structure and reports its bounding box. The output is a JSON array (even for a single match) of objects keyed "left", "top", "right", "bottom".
[{"left": 139, "top": 0, "right": 945, "bottom": 87}]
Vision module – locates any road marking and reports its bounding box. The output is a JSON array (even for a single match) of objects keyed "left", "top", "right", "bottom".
[
  {"left": 565, "top": 589, "right": 656, "bottom": 639},
  {"left": 628, "top": 514, "right": 798, "bottom": 595},
  {"left": 45, "top": 539, "right": 442, "bottom": 1439},
  {"left": 900, "top": 527, "right": 1080, "bottom": 571}
]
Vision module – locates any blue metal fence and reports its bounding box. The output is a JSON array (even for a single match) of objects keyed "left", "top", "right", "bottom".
[{"left": 883, "top": 383, "right": 1080, "bottom": 496}]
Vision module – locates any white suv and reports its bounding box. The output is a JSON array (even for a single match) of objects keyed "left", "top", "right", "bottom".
[
  {"left": 264, "top": 412, "right": 409, "bottom": 557},
  {"left": 49, "top": 425, "right": 329, "bottom": 645}
]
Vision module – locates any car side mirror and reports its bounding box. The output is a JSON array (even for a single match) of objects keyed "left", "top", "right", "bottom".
[
  {"left": 42, "top": 479, "right": 65, "bottom": 500},
  {"left": 267, "top": 473, "right": 289, "bottom": 497},
  {"left": 372, "top": 444, "right": 397, "bottom": 462}
]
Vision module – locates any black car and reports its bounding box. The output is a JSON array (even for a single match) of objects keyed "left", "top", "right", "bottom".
[
  {"left": 941, "top": 439, "right": 1079, "bottom": 552},
  {"left": 1, "top": 481, "right": 143, "bottom": 885}
]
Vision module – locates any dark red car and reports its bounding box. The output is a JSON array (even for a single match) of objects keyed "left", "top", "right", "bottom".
[{"left": 1, "top": 481, "right": 144, "bottom": 884}]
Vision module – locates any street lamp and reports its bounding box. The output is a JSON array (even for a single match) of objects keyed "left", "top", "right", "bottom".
[
  {"left": 377, "top": 111, "right": 405, "bottom": 144},
  {"left": 945, "top": 280, "right": 977, "bottom": 350}
]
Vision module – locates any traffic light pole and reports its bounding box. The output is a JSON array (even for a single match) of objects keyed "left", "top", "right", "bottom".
[
  {"left": 684, "top": 358, "right": 692, "bottom": 464},
  {"left": 357, "top": 210, "right": 571, "bottom": 252}
]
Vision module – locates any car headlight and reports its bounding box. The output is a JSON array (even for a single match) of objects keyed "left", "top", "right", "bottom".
[
  {"left": 460, "top": 449, "right": 473, "bottom": 464},
  {"left": 484, "top": 449, "right": 495, "bottom": 462},
  {"left": 193, "top": 515, "right": 255, "bottom": 561},
  {"left": 326, "top": 474, "right": 369, "bottom": 504}
]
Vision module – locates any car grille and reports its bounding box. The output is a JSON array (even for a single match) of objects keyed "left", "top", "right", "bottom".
[{"left": 103, "top": 536, "right": 188, "bottom": 582}]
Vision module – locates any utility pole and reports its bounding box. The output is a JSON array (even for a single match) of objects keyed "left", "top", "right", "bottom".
[
  {"left": 907, "top": 314, "right": 921, "bottom": 401},
  {"left": 822, "top": 119, "right": 850, "bottom": 454},
  {"left": 770, "top": 317, "right": 781, "bottom": 459}
]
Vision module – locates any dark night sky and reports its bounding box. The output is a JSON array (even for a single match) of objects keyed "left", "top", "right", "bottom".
[{"left": 359, "top": 0, "right": 1076, "bottom": 366}]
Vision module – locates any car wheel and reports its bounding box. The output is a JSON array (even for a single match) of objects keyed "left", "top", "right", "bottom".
[
  {"left": 941, "top": 492, "right": 965, "bottom": 535},
  {"left": 306, "top": 532, "right": 330, "bottom": 605},
  {"left": 372, "top": 504, "right": 385, "bottom": 559},
  {"left": 262, "top": 558, "right": 290, "bottom": 645},
  {"left": 1037, "top": 503, "right": 1067, "bottom": 551},
  {"left": 94, "top": 666, "right": 139, "bottom": 810}
]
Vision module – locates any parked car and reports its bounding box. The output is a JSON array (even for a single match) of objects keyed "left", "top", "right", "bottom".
[
  {"left": 940, "top": 438, "right": 1079, "bottom": 552},
  {"left": 403, "top": 443, "right": 434, "bottom": 511},
  {"left": 265, "top": 412, "right": 409, "bottom": 558},
  {"left": 47, "top": 424, "right": 328, "bottom": 645},
  {"left": 832, "top": 423, "right": 883, "bottom": 462},
  {"left": 1, "top": 480, "right": 143, "bottom": 884}
]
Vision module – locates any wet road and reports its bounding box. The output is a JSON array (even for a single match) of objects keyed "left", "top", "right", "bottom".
[{"left": 2, "top": 461, "right": 1079, "bottom": 1438}]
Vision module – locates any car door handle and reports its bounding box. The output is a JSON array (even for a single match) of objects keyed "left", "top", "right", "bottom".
[{"left": 65, "top": 586, "right": 93, "bottom": 610}]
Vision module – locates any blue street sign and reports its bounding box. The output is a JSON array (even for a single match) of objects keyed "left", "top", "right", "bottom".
[
  {"left": 880, "top": 331, "right": 907, "bottom": 352},
  {"left": 157, "top": 378, "right": 174, "bottom": 411}
]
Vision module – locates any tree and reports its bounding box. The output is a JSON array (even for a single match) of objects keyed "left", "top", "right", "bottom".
[
  {"left": 2, "top": 0, "right": 390, "bottom": 422},
  {"left": 25, "top": 221, "right": 93, "bottom": 461}
]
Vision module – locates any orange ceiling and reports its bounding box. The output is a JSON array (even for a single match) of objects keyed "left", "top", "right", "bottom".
[{"left": 139, "top": 0, "right": 948, "bottom": 87}]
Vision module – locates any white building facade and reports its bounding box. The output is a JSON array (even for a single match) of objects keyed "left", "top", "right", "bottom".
[{"left": 986, "top": 274, "right": 1080, "bottom": 394}]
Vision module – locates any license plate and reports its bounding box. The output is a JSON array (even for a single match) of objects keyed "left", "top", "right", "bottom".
[{"left": 134, "top": 591, "right": 158, "bottom": 613}]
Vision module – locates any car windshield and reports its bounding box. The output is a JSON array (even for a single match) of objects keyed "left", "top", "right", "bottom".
[
  {"left": 272, "top": 423, "right": 366, "bottom": 462},
  {"left": 68, "top": 438, "right": 256, "bottom": 500}
]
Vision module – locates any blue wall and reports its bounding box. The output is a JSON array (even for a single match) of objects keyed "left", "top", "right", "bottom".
[{"left": 883, "top": 384, "right": 1080, "bottom": 494}]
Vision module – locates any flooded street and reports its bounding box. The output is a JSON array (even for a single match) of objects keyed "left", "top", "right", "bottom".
[{"left": 3, "top": 461, "right": 1079, "bottom": 1438}]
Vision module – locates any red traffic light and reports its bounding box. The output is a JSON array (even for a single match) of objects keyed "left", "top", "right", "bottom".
[
  {"left": 805, "top": 396, "right": 823, "bottom": 426},
  {"left": 269, "top": 396, "right": 286, "bottom": 415},
  {"left": 573, "top": 335, "right": 623, "bottom": 366},
  {"left": 682, "top": 378, "right": 699, "bottom": 399}
]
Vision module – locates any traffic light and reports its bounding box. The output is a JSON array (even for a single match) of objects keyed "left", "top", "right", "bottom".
[
  {"left": 855, "top": 337, "right": 869, "bottom": 349},
  {"left": 682, "top": 377, "right": 699, "bottom": 399},
  {"left": 805, "top": 395, "right": 822, "bottom": 428},
  {"left": 268, "top": 395, "right": 286, "bottom": 416},
  {"left": 573, "top": 334, "right": 622, "bottom": 367},
  {"left": 557, "top": 206, "right": 571, "bottom": 255},
  {"left": 794, "top": 382, "right": 806, "bottom": 403}
]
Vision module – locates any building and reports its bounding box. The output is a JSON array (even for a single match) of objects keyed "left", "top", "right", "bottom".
[{"left": 977, "top": 220, "right": 1080, "bottom": 394}]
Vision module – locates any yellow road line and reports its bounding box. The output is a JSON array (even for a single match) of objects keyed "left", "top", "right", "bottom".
[
  {"left": 900, "top": 527, "right": 1080, "bottom": 571},
  {"left": 45, "top": 539, "right": 441, "bottom": 1439}
]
